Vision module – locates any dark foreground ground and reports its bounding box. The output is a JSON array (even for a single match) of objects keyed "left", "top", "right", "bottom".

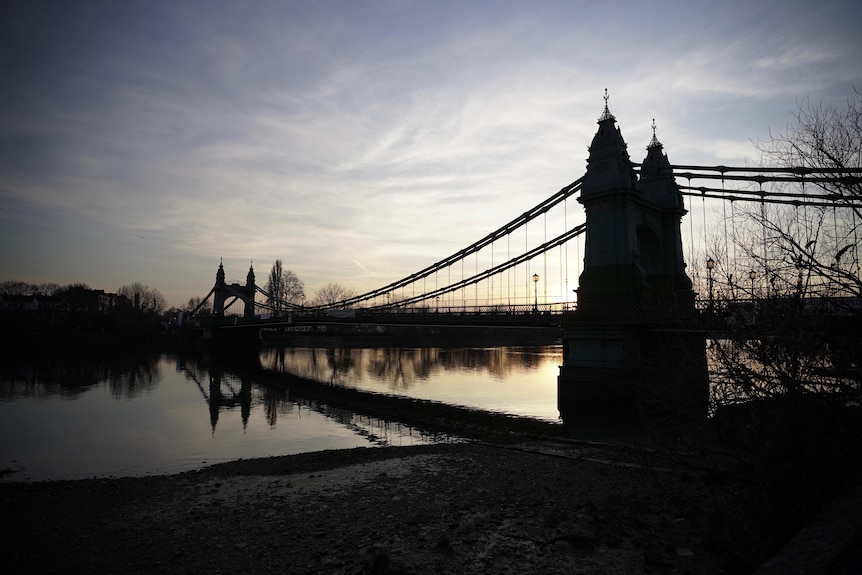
[
  {"left": 0, "top": 439, "right": 736, "bottom": 575},
  {"left": 3, "top": 431, "right": 861, "bottom": 575}
]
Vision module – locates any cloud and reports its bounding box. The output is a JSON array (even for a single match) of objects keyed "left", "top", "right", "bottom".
[{"left": 1, "top": 0, "right": 860, "bottom": 306}]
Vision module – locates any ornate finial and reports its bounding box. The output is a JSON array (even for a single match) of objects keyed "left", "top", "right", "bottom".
[
  {"left": 647, "top": 117, "right": 661, "bottom": 148},
  {"left": 598, "top": 88, "right": 615, "bottom": 122},
  {"left": 219, "top": 256, "right": 223, "bottom": 266}
]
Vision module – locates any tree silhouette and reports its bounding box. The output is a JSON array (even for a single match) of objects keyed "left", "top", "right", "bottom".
[
  {"left": 265, "top": 260, "right": 304, "bottom": 314},
  {"left": 751, "top": 90, "right": 861, "bottom": 300},
  {"left": 118, "top": 282, "right": 166, "bottom": 314},
  {"left": 709, "top": 91, "right": 861, "bottom": 409},
  {"left": 313, "top": 283, "right": 357, "bottom": 307}
]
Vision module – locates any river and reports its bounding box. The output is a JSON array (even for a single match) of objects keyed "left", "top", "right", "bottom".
[{"left": 0, "top": 344, "right": 562, "bottom": 481}]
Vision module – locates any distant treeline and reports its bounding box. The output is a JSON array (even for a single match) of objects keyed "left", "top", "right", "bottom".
[{"left": 0, "top": 282, "right": 167, "bottom": 341}]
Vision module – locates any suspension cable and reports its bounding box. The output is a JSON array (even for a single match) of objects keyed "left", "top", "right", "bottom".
[
  {"left": 303, "top": 164, "right": 859, "bottom": 311},
  {"left": 367, "top": 224, "right": 586, "bottom": 310},
  {"left": 310, "top": 177, "right": 583, "bottom": 309}
]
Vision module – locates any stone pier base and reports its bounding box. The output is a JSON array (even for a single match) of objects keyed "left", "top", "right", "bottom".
[{"left": 558, "top": 315, "right": 708, "bottom": 431}]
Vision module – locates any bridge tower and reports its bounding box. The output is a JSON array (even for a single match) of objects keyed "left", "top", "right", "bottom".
[
  {"left": 210, "top": 260, "right": 256, "bottom": 318},
  {"left": 559, "top": 93, "right": 706, "bottom": 429},
  {"left": 212, "top": 260, "right": 228, "bottom": 318},
  {"left": 243, "top": 263, "right": 256, "bottom": 318}
]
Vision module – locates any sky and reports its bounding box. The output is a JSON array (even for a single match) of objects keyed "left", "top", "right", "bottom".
[{"left": 2, "top": 0, "right": 860, "bottom": 309}]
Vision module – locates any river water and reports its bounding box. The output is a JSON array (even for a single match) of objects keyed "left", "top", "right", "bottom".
[{"left": 0, "top": 344, "right": 562, "bottom": 481}]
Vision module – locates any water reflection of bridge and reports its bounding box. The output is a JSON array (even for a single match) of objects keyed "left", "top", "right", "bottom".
[
  {"left": 177, "top": 355, "right": 454, "bottom": 446},
  {"left": 261, "top": 345, "right": 561, "bottom": 394}
]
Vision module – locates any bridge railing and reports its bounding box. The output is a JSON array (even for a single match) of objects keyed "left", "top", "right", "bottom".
[
  {"left": 695, "top": 295, "right": 861, "bottom": 336},
  {"left": 253, "top": 302, "right": 575, "bottom": 319},
  {"left": 696, "top": 295, "right": 861, "bottom": 315},
  {"left": 371, "top": 302, "right": 573, "bottom": 315}
]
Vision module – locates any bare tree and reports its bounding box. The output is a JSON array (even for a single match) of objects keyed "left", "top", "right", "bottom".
[
  {"left": 709, "top": 92, "right": 862, "bottom": 411},
  {"left": 313, "top": 283, "right": 356, "bottom": 307},
  {"left": 118, "top": 282, "right": 166, "bottom": 314},
  {"left": 0, "top": 281, "right": 66, "bottom": 296},
  {"left": 265, "top": 260, "right": 304, "bottom": 314},
  {"left": 752, "top": 90, "right": 862, "bottom": 299},
  {"left": 39, "top": 282, "right": 62, "bottom": 296},
  {"left": 757, "top": 91, "right": 862, "bottom": 207},
  {"left": 0, "top": 281, "right": 36, "bottom": 296},
  {"left": 266, "top": 260, "right": 285, "bottom": 314}
]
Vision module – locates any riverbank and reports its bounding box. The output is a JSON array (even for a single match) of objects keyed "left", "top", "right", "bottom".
[
  {"left": 3, "top": 429, "right": 860, "bottom": 574},
  {"left": 0, "top": 440, "right": 731, "bottom": 574}
]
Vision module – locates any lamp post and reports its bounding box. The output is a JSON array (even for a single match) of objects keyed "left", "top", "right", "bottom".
[
  {"left": 706, "top": 257, "right": 715, "bottom": 309},
  {"left": 749, "top": 270, "right": 757, "bottom": 299},
  {"left": 532, "top": 273, "right": 539, "bottom": 313}
]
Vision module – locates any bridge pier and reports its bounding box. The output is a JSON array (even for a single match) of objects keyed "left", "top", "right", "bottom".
[
  {"left": 188, "top": 319, "right": 263, "bottom": 361},
  {"left": 558, "top": 309, "right": 707, "bottom": 429},
  {"left": 558, "top": 96, "right": 707, "bottom": 430}
]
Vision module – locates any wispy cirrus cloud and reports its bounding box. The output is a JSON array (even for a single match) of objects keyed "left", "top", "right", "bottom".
[{"left": 1, "top": 0, "right": 860, "bottom": 305}]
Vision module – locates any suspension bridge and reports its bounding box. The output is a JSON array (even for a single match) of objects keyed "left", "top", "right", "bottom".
[
  {"left": 184, "top": 161, "right": 860, "bottom": 326},
  {"left": 180, "top": 94, "right": 860, "bottom": 425}
]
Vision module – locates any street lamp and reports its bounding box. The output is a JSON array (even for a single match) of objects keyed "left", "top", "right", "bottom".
[
  {"left": 706, "top": 257, "right": 715, "bottom": 308},
  {"left": 532, "top": 273, "right": 539, "bottom": 313},
  {"left": 749, "top": 270, "right": 757, "bottom": 298}
]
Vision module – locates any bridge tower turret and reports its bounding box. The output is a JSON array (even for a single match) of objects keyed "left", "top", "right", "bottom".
[
  {"left": 576, "top": 90, "right": 642, "bottom": 305},
  {"left": 243, "top": 262, "right": 256, "bottom": 318},
  {"left": 212, "top": 259, "right": 227, "bottom": 318},
  {"left": 637, "top": 121, "right": 694, "bottom": 302},
  {"left": 577, "top": 93, "right": 694, "bottom": 306}
]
